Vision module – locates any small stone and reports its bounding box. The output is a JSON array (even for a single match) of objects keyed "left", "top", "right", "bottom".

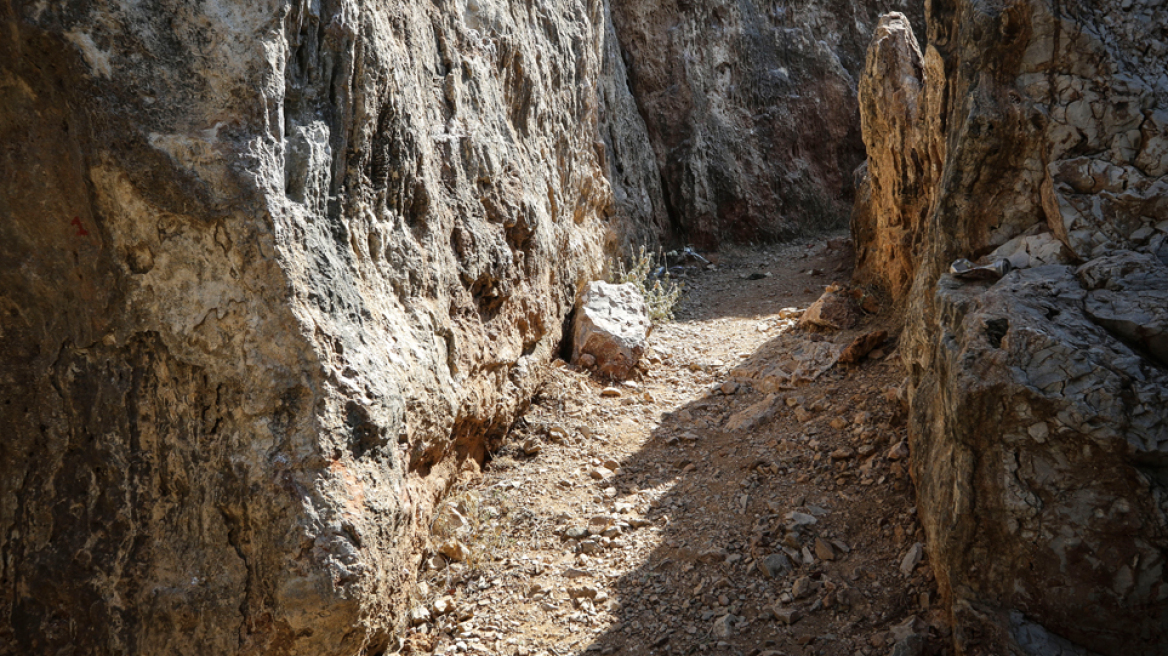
[
  {"left": 578, "top": 540, "right": 601, "bottom": 554},
  {"left": 889, "top": 633, "right": 926, "bottom": 656},
  {"left": 830, "top": 418, "right": 848, "bottom": 430},
  {"left": 521, "top": 438, "right": 542, "bottom": 456},
  {"left": 839, "top": 330, "right": 888, "bottom": 364},
  {"left": 720, "top": 381, "right": 740, "bottom": 395},
  {"left": 439, "top": 539, "right": 470, "bottom": 562},
  {"left": 814, "top": 537, "right": 835, "bottom": 561},
  {"left": 409, "top": 605, "right": 431, "bottom": 626},
  {"left": 900, "top": 542, "right": 924, "bottom": 577},
  {"left": 432, "top": 596, "right": 457, "bottom": 615},
  {"left": 568, "top": 585, "right": 599, "bottom": 599},
  {"left": 589, "top": 516, "right": 615, "bottom": 530},
  {"left": 786, "top": 511, "right": 818, "bottom": 526},
  {"left": 771, "top": 605, "right": 802, "bottom": 625},
  {"left": 564, "top": 527, "right": 589, "bottom": 540},
  {"left": 590, "top": 466, "right": 614, "bottom": 480},
  {"left": 830, "top": 447, "right": 855, "bottom": 460},
  {"left": 578, "top": 353, "right": 597, "bottom": 369},
  {"left": 712, "top": 614, "right": 735, "bottom": 638},
  {"left": 425, "top": 554, "right": 448, "bottom": 571},
  {"left": 887, "top": 440, "right": 910, "bottom": 460},
  {"left": 758, "top": 553, "right": 793, "bottom": 578},
  {"left": 792, "top": 576, "right": 814, "bottom": 599},
  {"left": 600, "top": 387, "right": 622, "bottom": 398},
  {"left": 1028, "top": 422, "right": 1049, "bottom": 442},
  {"left": 698, "top": 548, "right": 730, "bottom": 563}
]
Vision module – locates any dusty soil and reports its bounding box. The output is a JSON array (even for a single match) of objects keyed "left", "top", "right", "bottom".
[{"left": 400, "top": 234, "right": 950, "bottom": 656}]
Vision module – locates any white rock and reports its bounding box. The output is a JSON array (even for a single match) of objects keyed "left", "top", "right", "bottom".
[
  {"left": 900, "top": 542, "right": 924, "bottom": 577},
  {"left": 571, "top": 281, "right": 650, "bottom": 380}
]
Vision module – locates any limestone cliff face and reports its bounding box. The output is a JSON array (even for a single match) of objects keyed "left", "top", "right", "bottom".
[
  {"left": 610, "top": 0, "right": 923, "bottom": 248},
  {"left": 855, "top": 4, "right": 1168, "bottom": 654},
  {"left": 0, "top": 0, "right": 661, "bottom": 653}
]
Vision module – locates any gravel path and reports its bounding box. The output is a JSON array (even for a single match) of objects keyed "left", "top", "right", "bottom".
[{"left": 400, "top": 235, "right": 949, "bottom": 656}]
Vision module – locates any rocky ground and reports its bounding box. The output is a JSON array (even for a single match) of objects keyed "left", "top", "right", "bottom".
[{"left": 400, "top": 235, "right": 950, "bottom": 656}]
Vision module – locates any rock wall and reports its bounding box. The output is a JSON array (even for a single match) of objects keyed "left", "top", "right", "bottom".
[
  {"left": 854, "top": 4, "right": 1168, "bottom": 655},
  {"left": 610, "top": 0, "right": 922, "bottom": 248},
  {"left": 0, "top": 0, "right": 663, "bottom": 653}
]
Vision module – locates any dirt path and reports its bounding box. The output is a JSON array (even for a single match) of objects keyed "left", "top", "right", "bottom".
[{"left": 401, "top": 235, "right": 947, "bottom": 656}]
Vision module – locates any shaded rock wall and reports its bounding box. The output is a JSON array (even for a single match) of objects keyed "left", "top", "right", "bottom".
[
  {"left": 610, "top": 0, "right": 923, "bottom": 248},
  {"left": 854, "top": 4, "right": 1168, "bottom": 654},
  {"left": 0, "top": 0, "right": 663, "bottom": 653}
]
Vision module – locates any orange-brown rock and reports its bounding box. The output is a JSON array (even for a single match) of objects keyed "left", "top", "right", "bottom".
[
  {"left": 838, "top": 330, "right": 888, "bottom": 364},
  {"left": 851, "top": 13, "right": 942, "bottom": 301}
]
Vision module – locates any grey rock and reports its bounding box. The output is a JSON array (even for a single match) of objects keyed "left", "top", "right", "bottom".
[
  {"left": 712, "top": 614, "right": 736, "bottom": 638},
  {"left": 758, "top": 553, "right": 793, "bottom": 578},
  {"left": 610, "top": 1, "right": 924, "bottom": 247},
  {"left": 1078, "top": 252, "right": 1168, "bottom": 366},
  {"left": 854, "top": 0, "right": 1168, "bottom": 651},
  {"left": 899, "top": 542, "right": 924, "bottom": 577},
  {"left": 888, "top": 633, "right": 926, "bottom": 656}
]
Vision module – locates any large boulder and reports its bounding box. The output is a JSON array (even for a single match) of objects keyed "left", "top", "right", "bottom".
[
  {"left": 0, "top": 0, "right": 662, "bottom": 653},
  {"left": 854, "top": 1, "right": 1168, "bottom": 653},
  {"left": 571, "top": 281, "right": 650, "bottom": 380}
]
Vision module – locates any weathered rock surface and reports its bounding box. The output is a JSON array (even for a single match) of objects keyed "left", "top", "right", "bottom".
[
  {"left": 610, "top": 0, "right": 924, "bottom": 248},
  {"left": 0, "top": 0, "right": 661, "bottom": 653},
  {"left": 854, "top": 1, "right": 1168, "bottom": 654},
  {"left": 571, "top": 281, "right": 650, "bottom": 380},
  {"left": 851, "top": 12, "right": 940, "bottom": 300}
]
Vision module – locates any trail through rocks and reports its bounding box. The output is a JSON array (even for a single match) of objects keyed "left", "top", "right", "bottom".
[{"left": 403, "top": 236, "right": 949, "bottom": 656}]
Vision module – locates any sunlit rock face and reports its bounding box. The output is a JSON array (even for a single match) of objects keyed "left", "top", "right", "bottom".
[
  {"left": 854, "top": 4, "right": 1168, "bottom": 654},
  {"left": 0, "top": 0, "right": 664, "bottom": 652}
]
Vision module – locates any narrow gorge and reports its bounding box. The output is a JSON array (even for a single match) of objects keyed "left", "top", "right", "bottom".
[{"left": 0, "top": 0, "right": 1164, "bottom": 655}]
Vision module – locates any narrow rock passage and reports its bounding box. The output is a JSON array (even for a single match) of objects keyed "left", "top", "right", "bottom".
[{"left": 404, "top": 236, "right": 945, "bottom": 656}]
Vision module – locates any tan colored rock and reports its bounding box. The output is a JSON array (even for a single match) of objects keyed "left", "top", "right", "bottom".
[
  {"left": 851, "top": 13, "right": 940, "bottom": 301},
  {"left": 439, "top": 539, "right": 470, "bottom": 563},
  {"left": 797, "top": 286, "right": 861, "bottom": 331},
  {"left": 814, "top": 537, "right": 836, "bottom": 561}
]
